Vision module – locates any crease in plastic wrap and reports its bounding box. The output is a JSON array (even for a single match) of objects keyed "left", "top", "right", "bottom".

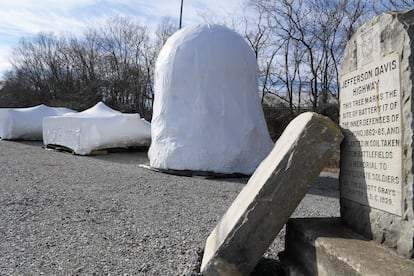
[
  {"left": 0, "top": 104, "right": 75, "bottom": 140},
  {"left": 149, "top": 24, "right": 274, "bottom": 175},
  {"left": 43, "top": 102, "right": 151, "bottom": 155}
]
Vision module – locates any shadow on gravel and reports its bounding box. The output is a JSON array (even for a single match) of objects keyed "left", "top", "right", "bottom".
[
  {"left": 0, "top": 140, "right": 43, "bottom": 147},
  {"left": 204, "top": 176, "right": 249, "bottom": 185},
  {"left": 192, "top": 249, "right": 285, "bottom": 276},
  {"left": 90, "top": 151, "right": 150, "bottom": 165},
  {"left": 90, "top": 152, "right": 250, "bottom": 184},
  {"left": 307, "top": 176, "right": 340, "bottom": 199}
]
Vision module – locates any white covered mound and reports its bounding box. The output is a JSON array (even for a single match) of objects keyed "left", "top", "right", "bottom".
[
  {"left": 43, "top": 102, "right": 151, "bottom": 155},
  {"left": 149, "top": 24, "right": 274, "bottom": 175},
  {"left": 0, "top": 105, "right": 75, "bottom": 140}
]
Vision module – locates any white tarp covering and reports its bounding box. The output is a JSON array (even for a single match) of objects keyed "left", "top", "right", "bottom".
[
  {"left": 0, "top": 105, "right": 75, "bottom": 140},
  {"left": 43, "top": 102, "right": 151, "bottom": 155},
  {"left": 149, "top": 24, "right": 274, "bottom": 175}
]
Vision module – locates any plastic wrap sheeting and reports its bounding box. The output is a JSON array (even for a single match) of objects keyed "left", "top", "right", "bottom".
[
  {"left": 149, "top": 24, "right": 274, "bottom": 175},
  {"left": 43, "top": 102, "right": 151, "bottom": 155},
  {"left": 0, "top": 105, "right": 75, "bottom": 140}
]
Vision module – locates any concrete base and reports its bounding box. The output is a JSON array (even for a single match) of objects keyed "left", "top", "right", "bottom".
[{"left": 280, "top": 218, "right": 414, "bottom": 276}]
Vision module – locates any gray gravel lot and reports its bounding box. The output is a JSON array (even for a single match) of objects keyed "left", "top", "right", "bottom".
[{"left": 0, "top": 140, "right": 339, "bottom": 275}]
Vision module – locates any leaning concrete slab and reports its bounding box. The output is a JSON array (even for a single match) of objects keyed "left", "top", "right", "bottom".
[{"left": 200, "top": 112, "right": 343, "bottom": 275}]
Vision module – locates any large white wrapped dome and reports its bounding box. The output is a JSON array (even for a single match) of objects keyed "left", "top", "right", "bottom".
[{"left": 148, "top": 24, "right": 273, "bottom": 175}]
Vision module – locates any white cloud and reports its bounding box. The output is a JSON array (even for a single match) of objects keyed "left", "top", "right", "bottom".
[
  {"left": 0, "top": 10, "right": 85, "bottom": 35},
  {"left": 0, "top": 0, "right": 99, "bottom": 13}
]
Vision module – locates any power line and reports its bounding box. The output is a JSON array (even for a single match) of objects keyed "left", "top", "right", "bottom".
[{"left": 179, "top": 0, "right": 184, "bottom": 29}]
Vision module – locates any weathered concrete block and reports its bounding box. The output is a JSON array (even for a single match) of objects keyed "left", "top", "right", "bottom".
[
  {"left": 200, "top": 112, "right": 343, "bottom": 275},
  {"left": 282, "top": 218, "right": 414, "bottom": 276}
]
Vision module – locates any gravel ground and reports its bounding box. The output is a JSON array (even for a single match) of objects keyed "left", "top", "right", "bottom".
[{"left": 0, "top": 140, "right": 340, "bottom": 275}]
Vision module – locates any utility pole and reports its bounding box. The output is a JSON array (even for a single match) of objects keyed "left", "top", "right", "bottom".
[{"left": 179, "top": 0, "right": 184, "bottom": 29}]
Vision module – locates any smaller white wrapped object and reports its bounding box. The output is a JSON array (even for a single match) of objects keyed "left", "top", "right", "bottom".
[
  {"left": 43, "top": 102, "right": 151, "bottom": 155},
  {"left": 0, "top": 105, "right": 75, "bottom": 140}
]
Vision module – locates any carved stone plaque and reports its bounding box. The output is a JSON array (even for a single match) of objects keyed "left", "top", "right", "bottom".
[{"left": 340, "top": 53, "right": 402, "bottom": 216}]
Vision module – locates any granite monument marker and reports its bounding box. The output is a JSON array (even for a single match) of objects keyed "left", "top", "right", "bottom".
[{"left": 340, "top": 10, "right": 414, "bottom": 257}]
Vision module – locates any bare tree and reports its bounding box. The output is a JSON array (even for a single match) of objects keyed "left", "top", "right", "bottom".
[
  {"left": 10, "top": 33, "right": 64, "bottom": 103},
  {"left": 374, "top": 0, "right": 414, "bottom": 13},
  {"left": 243, "top": 5, "right": 282, "bottom": 105},
  {"left": 155, "top": 18, "right": 177, "bottom": 50},
  {"left": 249, "top": 0, "right": 317, "bottom": 110},
  {"left": 247, "top": 0, "right": 371, "bottom": 113},
  {"left": 90, "top": 17, "right": 152, "bottom": 114}
]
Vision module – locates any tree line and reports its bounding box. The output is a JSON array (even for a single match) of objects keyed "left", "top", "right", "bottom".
[
  {"left": 0, "top": 0, "right": 412, "bottom": 125},
  {"left": 0, "top": 17, "right": 176, "bottom": 119},
  {"left": 243, "top": 0, "right": 413, "bottom": 110}
]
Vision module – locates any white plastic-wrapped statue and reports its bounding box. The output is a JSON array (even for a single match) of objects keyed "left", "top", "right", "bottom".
[
  {"left": 0, "top": 105, "right": 75, "bottom": 140},
  {"left": 148, "top": 24, "right": 274, "bottom": 175},
  {"left": 43, "top": 102, "right": 151, "bottom": 155}
]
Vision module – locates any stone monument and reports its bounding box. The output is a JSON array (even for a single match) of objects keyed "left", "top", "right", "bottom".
[
  {"left": 340, "top": 10, "right": 414, "bottom": 258},
  {"left": 277, "top": 11, "right": 414, "bottom": 276}
]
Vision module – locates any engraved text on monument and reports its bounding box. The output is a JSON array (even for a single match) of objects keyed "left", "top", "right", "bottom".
[{"left": 340, "top": 53, "right": 402, "bottom": 216}]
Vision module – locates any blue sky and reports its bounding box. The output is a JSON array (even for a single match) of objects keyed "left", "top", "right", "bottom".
[{"left": 0, "top": 0, "right": 247, "bottom": 77}]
